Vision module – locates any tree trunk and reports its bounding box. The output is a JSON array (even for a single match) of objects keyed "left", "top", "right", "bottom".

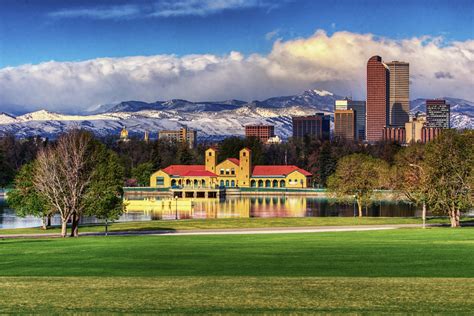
[
  {"left": 422, "top": 202, "right": 426, "bottom": 229},
  {"left": 41, "top": 216, "right": 47, "bottom": 230},
  {"left": 454, "top": 209, "right": 461, "bottom": 228},
  {"left": 70, "top": 213, "right": 80, "bottom": 237},
  {"left": 47, "top": 214, "right": 52, "bottom": 228},
  {"left": 61, "top": 220, "right": 68, "bottom": 237},
  {"left": 357, "top": 198, "right": 363, "bottom": 217},
  {"left": 449, "top": 209, "right": 460, "bottom": 228}
]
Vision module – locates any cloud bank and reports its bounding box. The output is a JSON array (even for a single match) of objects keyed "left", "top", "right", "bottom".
[{"left": 0, "top": 30, "right": 473, "bottom": 112}]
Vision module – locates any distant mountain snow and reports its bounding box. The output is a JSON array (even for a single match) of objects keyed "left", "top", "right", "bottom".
[{"left": 0, "top": 89, "right": 472, "bottom": 139}]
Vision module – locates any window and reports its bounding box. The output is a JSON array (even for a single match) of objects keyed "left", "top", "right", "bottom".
[
  {"left": 231, "top": 168, "right": 235, "bottom": 175},
  {"left": 243, "top": 152, "right": 246, "bottom": 157},
  {"left": 226, "top": 169, "right": 230, "bottom": 175},
  {"left": 156, "top": 177, "right": 164, "bottom": 186},
  {"left": 220, "top": 169, "right": 224, "bottom": 175},
  {"left": 208, "top": 152, "right": 212, "bottom": 156}
]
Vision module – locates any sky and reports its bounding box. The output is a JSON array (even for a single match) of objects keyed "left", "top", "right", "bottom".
[{"left": 0, "top": 0, "right": 473, "bottom": 112}]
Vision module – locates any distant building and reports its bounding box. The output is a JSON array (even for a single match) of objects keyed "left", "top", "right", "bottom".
[
  {"left": 159, "top": 127, "right": 197, "bottom": 148},
  {"left": 387, "top": 61, "right": 410, "bottom": 126},
  {"left": 405, "top": 114, "right": 427, "bottom": 144},
  {"left": 383, "top": 126, "right": 406, "bottom": 143},
  {"left": 335, "top": 99, "right": 366, "bottom": 140},
  {"left": 245, "top": 124, "right": 275, "bottom": 143},
  {"left": 119, "top": 127, "right": 129, "bottom": 141},
  {"left": 366, "top": 56, "right": 390, "bottom": 142},
  {"left": 334, "top": 109, "right": 356, "bottom": 141},
  {"left": 292, "top": 113, "right": 330, "bottom": 140},
  {"left": 421, "top": 127, "right": 443, "bottom": 143},
  {"left": 266, "top": 135, "right": 282, "bottom": 144},
  {"left": 426, "top": 99, "right": 450, "bottom": 128}
]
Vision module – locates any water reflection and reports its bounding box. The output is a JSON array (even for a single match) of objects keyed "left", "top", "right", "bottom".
[{"left": 1, "top": 196, "right": 421, "bottom": 229}]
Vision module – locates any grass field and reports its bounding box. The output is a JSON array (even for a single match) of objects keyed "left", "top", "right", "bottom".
[
  {"left": 1, "top": 216, "right": 473, "bottom": 235},
  {"left": 1, "top": 228, "right": 473, "bottom": 313}
]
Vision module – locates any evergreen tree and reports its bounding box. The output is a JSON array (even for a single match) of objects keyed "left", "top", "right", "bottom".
[{"left": 131, "top": 162, "right": 155, "bottom": 186}]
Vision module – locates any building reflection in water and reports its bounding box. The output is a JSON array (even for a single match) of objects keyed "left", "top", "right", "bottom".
[{"left": 124, "top": 196, "right": 418, "bottom": 220}]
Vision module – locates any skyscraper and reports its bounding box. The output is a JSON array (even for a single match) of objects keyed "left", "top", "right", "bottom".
[
  {"left": 292, "top": 113, "right": 330, "bottom": 140},
  {"left": 335, "top": 99, "right": 366, "bottom": 140},
  {"left": 334, "top": 109, "right": 356, "bottom": 141},
  {"left": 426, "top": 99, "right": 450, "bottom": 128},
  {"left": 366, "top": 56, "right": 390, "bottom": 142},
  {"left": 245, "top": 124, "right": 275, "bottom": 143},
  {"left": 387, "top": 61, "right": 409, "bottom": 126}
]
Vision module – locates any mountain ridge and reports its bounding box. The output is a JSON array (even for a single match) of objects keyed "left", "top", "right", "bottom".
[{"left": 0, "top": 89, "right": 472, "bottom": 139}]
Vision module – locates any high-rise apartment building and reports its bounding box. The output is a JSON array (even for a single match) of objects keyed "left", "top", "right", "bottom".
[
  {"left": 426, "top": 99, "right": 450, "bottom": 128},
  {"left": 245, "top": 124, "right": 275, "bottom": 143},
  {"left": 366, "top": 56, "right": 390, "bottom": 142},
  {"left": 334, "top": 109, "right": 356, "bottom": 141},
  {"left": 386, "top": 61, "right": 409, "bottom": 126},
  {"left": 159, "top": 127, "right": 197, "bottom": 148},
  {"left": 292, "top": 113, "right": 330, "bottom": 140},
  {"left": 335, "top": 99, "right": 366, "bottom": 140}
]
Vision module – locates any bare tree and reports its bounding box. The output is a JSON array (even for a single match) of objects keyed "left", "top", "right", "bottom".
[{"left": 34, "top": 130, "right": 94, "bottom": 237}]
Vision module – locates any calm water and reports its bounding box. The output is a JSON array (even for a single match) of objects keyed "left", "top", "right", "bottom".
[{"left": 0, "top": 196, "right": 422, "bottom": 229}]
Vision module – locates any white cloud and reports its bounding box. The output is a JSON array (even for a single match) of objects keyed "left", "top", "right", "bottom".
[
  {"left": 1, "top": 30, "right": 473, "bottom": 112},
  {"left": 49, "top": 5, "right": 141, "bottom": 20},
  {"left": 48, "top": 0, "right": 281, "bottom": 20}
]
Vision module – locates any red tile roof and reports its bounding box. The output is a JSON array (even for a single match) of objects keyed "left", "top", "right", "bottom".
[
  {"left": 227, "top": 158, "right": 240, "bottom": 166},
  {"left": 252, "top": 165, "right": 312, "bottom": 177},
  {"left": 162, "top": 165, "right": 217, "bottom": 177}
]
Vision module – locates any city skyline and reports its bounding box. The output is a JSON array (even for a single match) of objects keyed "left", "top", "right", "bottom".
[{"left": 0, "top": 0, "right": 473, "bottom": 113}]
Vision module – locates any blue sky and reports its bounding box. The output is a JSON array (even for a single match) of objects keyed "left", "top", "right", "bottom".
[
  {"left": 1, "top": 0, "right": 472, "bottom": 67},
  {"left": 0, "top": 0, "right": 473, "bottom": 111}
]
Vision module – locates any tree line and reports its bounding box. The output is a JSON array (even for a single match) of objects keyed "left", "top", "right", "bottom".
[{"left": 1, "top": 129, "right": 472, "bottom": 233}]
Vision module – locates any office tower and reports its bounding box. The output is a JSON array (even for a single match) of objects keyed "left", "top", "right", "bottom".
[
  {"left": 335, "top": 99, "right": 366, "bottom": 140},
  {"left": 245, "top": 124, "right": 275, "bottom": 143},
  {"left": 159, "top": 127, "right": 197, "bottom": 148},
  {"left": 366, "top": 56, "right": 390, "bottom": 142},
  {"left": 292, "top": 113, "right": 330, "bottom": 140},
  {"left": 426, "top": 99, "right": 450, "bottom": 128},
  {"left": 387, "top": 61, "right": 410, "bottom": 126},
  {"left": 334, "top": 109, "right": 356, "bottom": 141}
]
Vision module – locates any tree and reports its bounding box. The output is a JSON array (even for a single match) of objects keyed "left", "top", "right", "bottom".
[
  {"left": 327, "top": 153, "right": 389, "bottom": 217},
  {"left": 33, "top": 130, "right": 95, "bottom": 237},
  {"left": 392, "top": 143, "right": 428, "bottom": 227},
  {"left": 84, "top": 147, "right": 125, "bottom": 235},
  {"left": 0, "top": 148, "right": 15, "bottom": 188},
  {"left": 131, "top": 162, "right": 155, "bottom": 186},
  {"left": 424, "top": 130, "right": 473, "bottom": 227},
  {"left": 7, "top": 162, "right": 53, "bottom": 229}
]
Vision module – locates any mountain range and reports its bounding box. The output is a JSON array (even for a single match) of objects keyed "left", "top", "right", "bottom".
[{"left": 0, "top": 89, "right": 472, "bottom": 140}]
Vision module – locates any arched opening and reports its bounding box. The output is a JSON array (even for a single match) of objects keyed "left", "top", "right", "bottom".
[
  {"left": 202, "top": 180, "right": 206, "bottom": 187},
  {"left": 171, "top": 179, "right": 177, "bottom": 187},
  {"left": 280, "top": 180, "right": 285, "bottom": 187},
  {"left": 231, "top": 180, "right": 235, "bottom": 187},
  {"left": 193, "top": 179, "right": 198, "bottom": 187},
  {"left": 186, "top": 179, "right": 191, "bottom": 186},
  {"left": 272, "top": 180, "right": 278, "bottom": 188},
  {"left": 220, "top": 180, "right": 224, "bottom": 187},
  {"left": 225, "top": 180, "right": 230, "bottom": 187},
  {"left": 265, "top": 180, "right": 271, "bottom": 188},
  {"left": 251, "top": 180, "right": 256, "bottom": 187},
  {"left": 258, "top": 180, "right": 264, "bottom": 188}
]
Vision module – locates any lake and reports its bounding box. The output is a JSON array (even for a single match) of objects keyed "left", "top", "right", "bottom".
[{"left": 0, "top": 196, "right": 422, "bottom": 229}]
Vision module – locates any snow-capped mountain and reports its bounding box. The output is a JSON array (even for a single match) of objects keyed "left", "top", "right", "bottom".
[{"left": 0, "top": 89, "right": 472, "bottom": 139}]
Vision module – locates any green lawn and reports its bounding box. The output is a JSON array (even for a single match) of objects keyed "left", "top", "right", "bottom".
[
  {"left": 0, "top": 228, "right": 473, "bottom": 313},
  {"left": 1, "top": 216, "right": 472, "bottom": 235}
]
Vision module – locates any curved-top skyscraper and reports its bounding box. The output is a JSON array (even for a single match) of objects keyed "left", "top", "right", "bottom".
[{"left": 366, "top": 56, "right": 390, "bottom": 142}]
